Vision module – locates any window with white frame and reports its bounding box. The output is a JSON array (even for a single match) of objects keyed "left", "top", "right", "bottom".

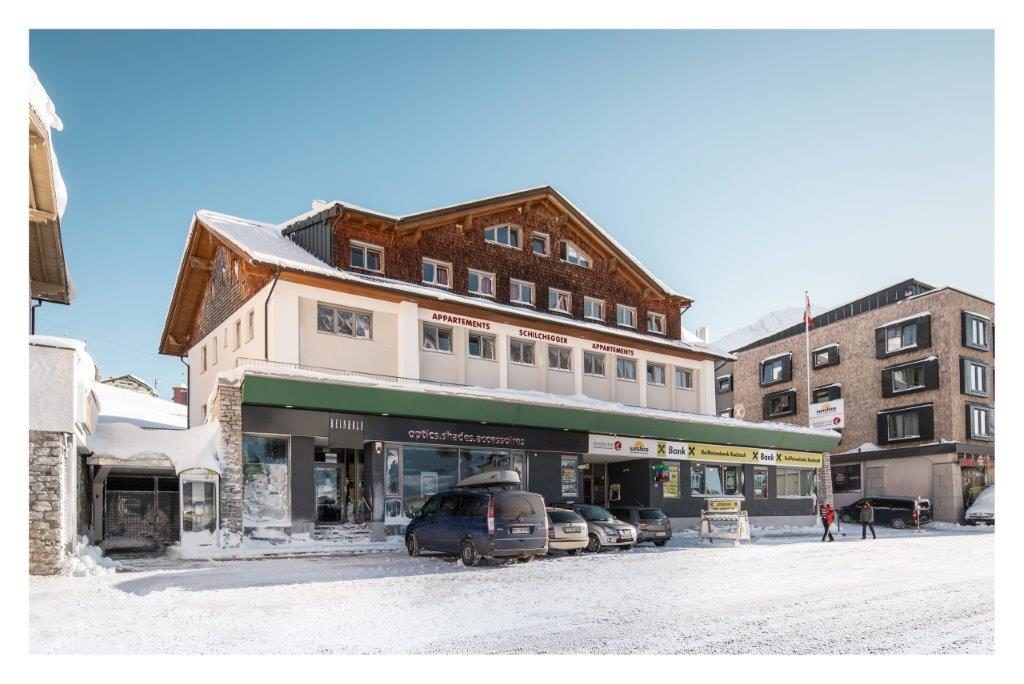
[
  {"left": 616, "top": 357, "right": 637, "bottom": 381},
  {"left": 559, "top": 240, "right": 591, "bottom": 267},
  {"left": 583, "top": 297, "right": 605, "bottom": 321},
  {"left": 421, "top": 258, "right": 452, "bottom": 287},
  {"left": 647, "top": 363, "right": 666, "bottom": 385},
  {"left": 234, "top": 320, "right": 242, "bottom": 350},
  {"left": 616, "top": 305, "right": 637, "bottom": 328},
  {"left": 531, "top": 232, "right": 549, "bottom": 256},
  {"left": 422, "top": 323, "right": 452, "bottom": 353},
  {"left": 776, "top": 467, "right": 815, "bottom": 497},
  {"left": 548, "top": 288, "right": 572, "bottom": 314},
  {"left": 510, "top": 339, "right": 535, "bottom": 365},
  {"left": 467, "top": 269, "right": 495, "bottom": 297},
  {"left": 468, "top": 332, "right": 496, "bottom": 360},
  {"left": 350, "top": 241, "right": 383, "bottom": 272},
  {"left": 968, "top": 404, "right": 994, "bottom": 440},
  {"left": 647, "top": 312, "right": 666, "bottom": 334},
  {"left": 317, "top": 303, "right": 373, "bottom": 339},
  {"left": 583, "top": 351, "right": 605, "bottom": 376},
  {"left": 247, "top": 310, "right": 255, "bottom": 342},
  {"left": 510, "top": 279, "right": 534, "bottom": 306},
  {"left": 716, "top": 375, "right": 732, "bottom": 393},
  {"left": 963, "top": 312, "right": 990, "bottom": 351},
  {"left": 548, "top": 345, "right": 572, "bottom": 371},
  {"left": 964, "top": 358, "right": 989, "bottom": 396},
  {"left": 483, "top": 224, "right": 521, "bottom": 248},
  {"left": 676, "top": 368, "right": 694, "bottom": 390}
]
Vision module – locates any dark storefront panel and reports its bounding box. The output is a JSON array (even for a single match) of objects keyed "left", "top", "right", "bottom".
[
  {"left": 527, "top": 452, "right": 582, "bottom": 505},
  {"left": 290, "top": 436, "right": 315, "bottom": 526}
]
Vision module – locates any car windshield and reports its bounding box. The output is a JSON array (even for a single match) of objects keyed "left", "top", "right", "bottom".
[
  {"left": 548, "top": 510, "right": 583, "bottom": 524},
  {"left": 639, "top": 509, "right": 667, "bottom": 520},
  {"left": 576, "top": 505, "right": 613, "bottom": 522}
]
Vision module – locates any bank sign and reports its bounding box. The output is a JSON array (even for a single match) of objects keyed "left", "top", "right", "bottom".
[
  {"left": 810, "top": 398, "right": 845, "bottom": 430},
  {"left": 587, "top": 434, "right": 823, "bottom": 469}
]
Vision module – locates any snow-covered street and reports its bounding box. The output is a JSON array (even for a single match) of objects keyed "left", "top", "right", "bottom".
[{"left": 30, "top": 526, "right": 993, "bottom": 655}]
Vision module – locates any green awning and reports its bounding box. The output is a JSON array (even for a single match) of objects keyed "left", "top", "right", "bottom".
[{"left": 241, "top": 376, "right": 841, "bottom": 454}]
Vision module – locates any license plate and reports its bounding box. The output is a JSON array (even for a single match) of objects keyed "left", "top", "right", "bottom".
[
  {"left": 564, "top": 526, "right": 582, "bottom": 533},
  {"left": 511, "top": 526, "right": 531, "bottom": 535},
  {"left": 619, "top": 531, "right": 632, "bottom": 539}
]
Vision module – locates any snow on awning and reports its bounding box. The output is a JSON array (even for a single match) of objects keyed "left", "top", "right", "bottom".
[{"left": 86, "top": 421, "right": 221, "bottom": 475}]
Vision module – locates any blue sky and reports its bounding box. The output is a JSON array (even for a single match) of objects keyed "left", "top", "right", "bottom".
[{"left": 30, "top": 30, "right": 993, "bottom": 398}]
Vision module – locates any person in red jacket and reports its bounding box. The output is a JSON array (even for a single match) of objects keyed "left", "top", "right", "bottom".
[{"left": 820, "top": 503, "right": 835, "bottom": 542}]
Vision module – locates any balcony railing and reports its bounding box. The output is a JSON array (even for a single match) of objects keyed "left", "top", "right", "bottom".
[{"left": 233, "top": 357, "right": 469, "bottom": 389}]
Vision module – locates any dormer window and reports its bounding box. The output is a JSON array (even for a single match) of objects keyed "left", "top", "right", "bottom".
[
  {"left": 484, "top": 224, "right": 521, "bottom": 249},
  {"left": 422, "top": 258, "right": 451, "bottom": 288},
  {"left": 647, "top": 312, "right": 666, "bottom": 335},
  {"left": 559, "top": 240, "right": 591, "bottom": 268},
  {"left": 350, "top": 240, "right": 383, "bottom": 273}
]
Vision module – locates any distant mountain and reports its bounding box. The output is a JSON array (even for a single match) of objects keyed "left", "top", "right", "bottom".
[{"left": 714, "top": 305, "right": 827, "bottom": 353}]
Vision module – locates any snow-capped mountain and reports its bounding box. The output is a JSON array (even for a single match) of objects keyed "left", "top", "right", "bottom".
[{"left": 714, "top": 305, "right": 827, "bottom": 353}]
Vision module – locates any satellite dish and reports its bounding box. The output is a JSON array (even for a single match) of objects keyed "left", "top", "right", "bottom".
[{"left": 734, "top": 404, "right": 746, "bottom": 419}]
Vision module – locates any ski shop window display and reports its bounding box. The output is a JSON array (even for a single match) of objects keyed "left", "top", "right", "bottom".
[
  {"left": 690, "top": 462, "right": 742, "bottom": 496},
  {"left": 242, "top": 435, "right": 290, "bottom": 529}
]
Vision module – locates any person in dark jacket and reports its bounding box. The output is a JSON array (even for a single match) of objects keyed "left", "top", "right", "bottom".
[
  {"left": 820, "top": 503, "right": 835, "bottom": 542},
  {"left": 860, "top": 500, "right": 876, "bottom": 539}
]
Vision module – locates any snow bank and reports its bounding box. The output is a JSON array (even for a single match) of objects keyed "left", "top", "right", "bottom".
[
  {"left": 91, "top": 382, "right": 187, "bottom": 430},
  {"left": 87, "top": 421, "right": 221, "bottom": 474},
  {"left": 62, "top": 536, "right": 120, "bottom": 577}
]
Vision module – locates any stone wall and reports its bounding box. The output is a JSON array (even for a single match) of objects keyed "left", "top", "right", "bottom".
[
  {"left": 210, "top": 381, "right": 243, "bottom": 546},
  {"left": 931, "top": 461, "right": 964, "bottom": 522},
  {"left": 29, "top": 430, "right": 73, "bottom": 575}
]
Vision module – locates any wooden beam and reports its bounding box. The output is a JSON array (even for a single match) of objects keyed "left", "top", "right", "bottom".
[
  {"left": 29, "top": 208, "right": 56, "bottom": 223},
  {"left": 189, "top": 256, "right": 213, "bottom": 271}
]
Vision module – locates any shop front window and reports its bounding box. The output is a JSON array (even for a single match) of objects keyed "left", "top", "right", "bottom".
[
  {"left": 242, "top": 435, "right": 290, "bottom": 529},
  {"left": 831, "top": 464, "right": 862, "bottom": 493},
  {"left": 690, "top": 462, "right": 742, "bottom": 496},
  {"left": 753, "top": 466, "right": 768, "bottom": 498},
  {"left": 401, "top": 446, "right": 459, "bottom": 517},
  {"left": 460, "top": 449, "right": 511, "bottom": 480},
  {"left": 776, "top": 467, "right": 815, "bottom": 497}
]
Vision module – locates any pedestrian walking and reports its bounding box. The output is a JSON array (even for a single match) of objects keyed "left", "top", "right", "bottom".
[
  {"left": 860, "top": 499, "right": 876, "bottom": 539},
  {"left": 820, "top": 503, "right": 835, "bottom": 542}
]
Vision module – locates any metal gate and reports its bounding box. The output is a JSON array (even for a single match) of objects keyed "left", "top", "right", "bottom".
[{"left": 103, "top": 490, "right": 180, "bottom": 547}]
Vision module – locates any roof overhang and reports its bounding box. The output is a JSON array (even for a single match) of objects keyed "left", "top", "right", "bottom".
[
  {"left": 240, "top": 374, "right": 841, "bottom": 454},
  {"left": 29, "top": 108, "right": 70, "bottom": 304}
]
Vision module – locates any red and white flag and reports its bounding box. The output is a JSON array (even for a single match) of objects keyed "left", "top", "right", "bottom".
[{"left": 804, "top": 292, "right": 814, "bottom": 329}]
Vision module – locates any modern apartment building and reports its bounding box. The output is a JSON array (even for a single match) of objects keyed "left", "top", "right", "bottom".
[
  {"left": 727, "top": 279, "right": 994, "bottom": 522},
  {"left": 158, "top": 186, "right": 839, "bottom": 545}
]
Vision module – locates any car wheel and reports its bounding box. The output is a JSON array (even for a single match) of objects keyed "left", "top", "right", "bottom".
[
  {"left": 406, "top": 534, "right": 420, "bottom": 557},
  {"left": 517, "top": 555, "right": 534, "bottom": 564},
  {"left": 841, "top": 513, "right": 853, "bottom": 524},
  {"left": 566, "top": 549, "right": 579, "bottom": 556},
  {"left": 892, "top": 517, "right": 906, "bottom": 529},
  {"left": 654, "top": 540, "right": 667, "bottom": 547},
  {"left": 587, "top": 534, "right": 602, "bottom": 553},
  {"left": 460, "top": 539, "right": 479, "bottom": 567}
]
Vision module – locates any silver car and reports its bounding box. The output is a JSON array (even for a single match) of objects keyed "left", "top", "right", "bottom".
[
  {"left": 564, "top": 504, "right": 637, "bottom": 552},
  {"left": 545, "top": 507, "right": 589, "bottom": 554}
]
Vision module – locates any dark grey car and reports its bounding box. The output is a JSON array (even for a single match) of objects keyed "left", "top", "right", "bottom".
[{"left": 610, "top": 506, "right": 672, "bottom": 546}]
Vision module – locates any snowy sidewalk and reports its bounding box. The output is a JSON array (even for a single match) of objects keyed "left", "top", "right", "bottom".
[{"left": 31, "top": 527, "right": 993, "bottom": 654}]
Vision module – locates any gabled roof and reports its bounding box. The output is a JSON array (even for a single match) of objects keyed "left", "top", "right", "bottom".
[{"left": 160, "top": 187, "right": 720, "bottom": 358}]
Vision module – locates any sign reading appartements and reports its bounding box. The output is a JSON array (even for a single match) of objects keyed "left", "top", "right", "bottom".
[{"left": 587, "top": 434, "right": 823, "bottom": 469}]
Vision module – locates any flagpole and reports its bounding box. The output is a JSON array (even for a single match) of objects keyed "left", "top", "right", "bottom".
[{"left": 805, "top": 290, "right": 812, "bottom": 426}]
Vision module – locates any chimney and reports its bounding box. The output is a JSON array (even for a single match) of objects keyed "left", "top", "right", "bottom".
[
  {"left": 172, "top": 384, "right": 188, "bottom": 406},
  {"left": 697, "top": 326, "right": 710, "bottom": 343}
]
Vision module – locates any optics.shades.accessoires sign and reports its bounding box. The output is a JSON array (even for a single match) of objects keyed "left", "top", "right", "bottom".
[{"left": 587, "top": 434, "right": 823, "bottom": 469}]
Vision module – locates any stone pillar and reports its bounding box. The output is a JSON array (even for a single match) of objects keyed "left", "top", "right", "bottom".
[
  {"left": 931, "top": 461, "right": 965, "bottom": 523},
  {"left": 211, "top": 381, "right": 243, "bottom": 547},
  {"left": 29, "top": 430, "right": 73, "bottom": 575},
  {"left": 817, "top": 452, "right": 833, "bottom": 505}
]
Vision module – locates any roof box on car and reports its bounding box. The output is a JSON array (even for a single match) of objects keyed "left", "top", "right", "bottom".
[{"left": 455, "top": 470, "right": 521, "bottom": 489}]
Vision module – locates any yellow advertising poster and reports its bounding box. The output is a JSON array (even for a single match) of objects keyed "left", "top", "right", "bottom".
[
  {"left": 663, "top": 462, "right": 680, "bottom": 498},
  {"left": 707, "top": 498, "right": 741, "bottom": 512}
]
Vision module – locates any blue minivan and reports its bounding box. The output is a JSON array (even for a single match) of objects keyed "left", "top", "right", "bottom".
[{"left": 405, "top": 471, "right": 548, "bottom": 566}]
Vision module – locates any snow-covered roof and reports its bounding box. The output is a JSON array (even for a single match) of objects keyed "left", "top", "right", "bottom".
[
  {"left": 91, "top": 381, "right": 187, "bottom": 430},
  {"left": 191, "top": 209, "right": 734, "bottom": 361},
  {"left": 86, "top": 421, "right": 220, "bottom": 474},
  {"left": 221, "top": 363, "right": 839, "bottom": 441},
  {"left": 875, "top": 312, "right": 930, "bottom": 329},
  {"left": 29, "top": 67, "right": 67, "bottom": 219}
]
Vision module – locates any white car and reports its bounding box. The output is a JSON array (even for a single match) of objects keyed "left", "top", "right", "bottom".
[
  {"left": 965, "top": 485, "right": 994, "bottom": 526},
  {"left": 545, "top": 507, "right": 589, "bottom": 555}
]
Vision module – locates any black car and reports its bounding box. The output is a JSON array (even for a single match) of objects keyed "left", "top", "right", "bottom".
[
  {"left": 609, "top": 506, "right": 672, "bottom": 546},
  {"left": 838, "top": 496, "right": 932, "bottom": 529},
  {"left": 405, "top": 472, "right": 548, "bottom": 566}
]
